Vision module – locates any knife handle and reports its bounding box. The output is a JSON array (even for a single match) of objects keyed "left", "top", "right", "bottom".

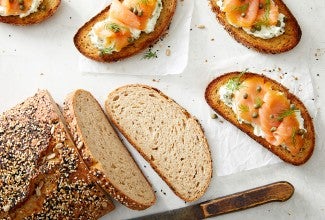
[{"left": 200, "top": 181, "right": 294, "bottom": 218}]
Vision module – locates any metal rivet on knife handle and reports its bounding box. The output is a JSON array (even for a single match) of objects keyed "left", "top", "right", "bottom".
[{"left": 200, "top": 181, "right": 294, "bottom": 218}]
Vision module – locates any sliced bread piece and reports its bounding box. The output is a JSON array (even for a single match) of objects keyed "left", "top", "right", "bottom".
[
  {"left": 73, "top": 0, "right": 177, "bottom": 62},
  {"left": 0, "top": 0, "right": 61, "bottom": 25},
  {"left": 105, "top": 85, "right": 212, "bottom": 202},
  {"left": 0, "top": 90, "right": 114, "bottom": 219},
  {"left": 63, "top": 89, "right": 156, "bottom": 210},
  {"left": 210, "top": 0, "right": 301, "bottom": 53},
  {"left": 205, "top": 72, "right": 315, "bottom": 165}
]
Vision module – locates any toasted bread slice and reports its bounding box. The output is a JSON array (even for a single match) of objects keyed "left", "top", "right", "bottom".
[
  {"left": 205, "top": 72, "right": 315, "bottom": 165},
  {"left": 0, "top": 90, "right": 114, "bottom": 219},
  {"left": 105, "top": 85, "right": 212, "bottom": 202},
  {"left": 74, "top": 0, "right": 177, "bottom": 62},
  {"left": 210, "top": 0, "right": 301, "bottom": 54},
  {"left": 0, "top": 0, "right": 61, "bottom": 25},
  {"left": 63, "top": 89, "right": 156, "bottom": 210}
]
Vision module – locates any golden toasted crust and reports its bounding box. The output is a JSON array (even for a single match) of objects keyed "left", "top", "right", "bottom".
[
  {"left": 0, "top": 90, "right": 114, "bottom": 219},
  {"left": 73, "top": 0, "right": 177, "bottom": 62},
  {"left": 205, "top": 72, "right": 315, "bottom": 165},
  {"left": 0, "top": 0, "right": 61, "bottom": 25},
  {"left": 210, "top": 0, "right": 301, "bottom": 54}
]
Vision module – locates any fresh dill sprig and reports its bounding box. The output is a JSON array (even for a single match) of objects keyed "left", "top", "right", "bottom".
[
  {"left": 142, "top": 49, "right": 158, "bottom": 59},
  {"left": 139, "top": 0, "right": 149, "bottom": 5},
  {"left": 99, "top": 47, "right": 114, "bottom": 56},
  {"left": 232, "top": 3, "right": 249, "bottom": 13},
  {"left": 277, "top": 108, "right": 298, "bottom": 121},
  {"left": 106, "top": 23, "right": 121, "bottom": 33},
  {"left": 254, "top": 97, "right": 264, "bottom": 108},
  {"left": 239, "top": 104, "right": 249, "bottom": 113},
  {"left": 225, "top": 69, "right": 248, "bottom": 92},
  {"left": 291, "top": 128, "right": 297, "bottom": 147}
]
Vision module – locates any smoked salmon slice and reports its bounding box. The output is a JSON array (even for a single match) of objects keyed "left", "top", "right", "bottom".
[
  {"left": 231, "top": 75, "right": 304, "bottom": 155},
  {"left": 109, "top": 0, "right": 141, "bottom": 29},
  {"left": 123, "top": 0, "right": 158, "bottom": 30},
  {"left": 274, "top": 115, "right": 304, "bottom": 155},
  {"left": 0, "top": 0, "right": 34, "bottom": 16},
  {"left": 222, "top": 0, "right": 279, "bottom": 28},
  {"left": 223, "top": 0, "right": 259, "bottom": 28},
  {"left": 254, "top": 0, "right": 279, "bottom": 26},
  {"left": 233, "top": 77, "right": 268, "bottom": 124}
]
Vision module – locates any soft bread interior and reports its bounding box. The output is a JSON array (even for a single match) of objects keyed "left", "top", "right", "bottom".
[
  {"left": 106, "top": 85, "right": 212, "bottom": 202},
  {"left": 72, "top": 91, "right": 155, "bottom": 206}
]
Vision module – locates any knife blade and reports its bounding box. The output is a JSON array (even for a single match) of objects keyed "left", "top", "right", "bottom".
[{"left": 128, "top": 181, "right": 294, "bottom": 220}]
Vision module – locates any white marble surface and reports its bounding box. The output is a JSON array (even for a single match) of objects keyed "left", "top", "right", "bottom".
[{"left": 0, "top": 0, "right": 324, "bottom": 219}]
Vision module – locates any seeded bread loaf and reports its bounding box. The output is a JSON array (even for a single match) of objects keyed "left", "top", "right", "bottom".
[
  {"left": 0, "top": 90, "right": 114, "bottom": 219},
  {"left": 0, "top": 0, "right": 61, "bottom": 25},
  {"left": 205, "top": 72, "right": 315, "bottom": 165},
  {"left": 105, "top": 85, "right": 213, "bottom": 202},
  {"left": 63, "top": 89, "right": 156, "bottom": 210},
  {"left": 73, "top": 0, "right": 177, "bottom": 62},
  {"left": 209, "top": 0, "right": 301, "bottom": 53}
]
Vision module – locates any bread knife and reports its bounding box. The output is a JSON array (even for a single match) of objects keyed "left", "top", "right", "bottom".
[{"left": 128, "top": 181, "right": 294, "bottom": 220}]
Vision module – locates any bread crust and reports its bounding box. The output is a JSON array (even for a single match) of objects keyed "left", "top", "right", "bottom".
[
  {"left": 210, "top": 0, "right": 302, "bottom": 54},
  {"left": 0, "top": 0, "right": 61, "bottom": 25},
  {"left": 63, "top": 89, "right": 156, "bottom": 210},
  {"left": 0, "top": 90, "right": 114, "bottom": 219},
  {"left": 205, "top": 72, "right": 315, "bottom": 165},
  {"left": 73, "top": 0, "right": 177, "bottom": 62},
  {"left": 105, "top": 84, "right": 213, "bottom": 202}
]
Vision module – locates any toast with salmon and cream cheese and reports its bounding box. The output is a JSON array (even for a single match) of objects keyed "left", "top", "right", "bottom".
[
  {"left": 205, "top": 72, "right": 314, "bottom": 165},
  {"left": 74, "top": 0, "right": 177, "bottom": 62},
  {"left": 0, "top": 0, "right": 61, "bottom": 25},
  {"left": 210, "top": 0, "right": 301, "bottom": 53}
]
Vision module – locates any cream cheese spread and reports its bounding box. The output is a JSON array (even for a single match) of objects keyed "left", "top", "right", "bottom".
[
  {"left": 0, "top": 0, "right": 43, "bottom": 18},
  {"left": 144, "top": 0, "right": 163, "bottom": 33},
  {"left": 219, "top": 84, "right": 305, "bottom": 138}
]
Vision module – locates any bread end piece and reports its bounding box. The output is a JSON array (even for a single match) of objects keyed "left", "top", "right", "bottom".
[
  {"left": 209, "top": 0, "right": 301, "bottom": 54},
  {"left": 73, "top": 0, "right": 177, "bottom": 62},
  {"left": 0, "top": 0, "right": 61, "bottom": 25},
  {"left": 205, "top": 72, "right": 315, "bottom": 165},
  {"left": 63, "top": 89, "right": 156, "bottom": 210},
  {"left": 0, "top": 90, "right": 114, "bottom": 219}
]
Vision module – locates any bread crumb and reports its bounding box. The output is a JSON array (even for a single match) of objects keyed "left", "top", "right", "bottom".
[
  {"left": 196, "top": 24, "right": 205, "bottom": 29},
  {"left": 165, "top": 49, "right": 171, "bottom": 56}
]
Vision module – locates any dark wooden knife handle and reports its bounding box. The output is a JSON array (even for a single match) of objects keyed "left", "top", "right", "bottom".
[{"left": 200, "top": 181, "right": 294, "bottom": 218}]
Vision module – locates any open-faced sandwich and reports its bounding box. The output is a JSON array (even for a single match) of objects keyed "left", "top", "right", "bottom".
[
  {"left": 205, "top": 72, "right": 315, "bottom": 165},
  {"left": 210, "top": 0, "right": 301, "bottom": 53},
  {"left": 74, "top": 0, "right": 177, "bottom": 62},
  {"left": 0, "top": 0, "right": 61, "bottom": 25}
]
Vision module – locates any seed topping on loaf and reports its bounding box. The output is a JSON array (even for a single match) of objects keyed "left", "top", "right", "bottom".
[
  {"left": 0, "top": 91, "right": 114, "bottom": 219},
  {"left": 0, "top": 97, "right": 53, "bottom": 212}
]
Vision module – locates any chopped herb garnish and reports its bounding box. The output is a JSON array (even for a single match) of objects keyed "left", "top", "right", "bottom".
[
  {"left": 128, "top": 37, "right": 135, "bottom": 43},
  {"left": 142, "top": 49, "right": 158, "bottom": 59},
  {"left": 99, "top": 47, "right": 114, "bottom": 55},
  {"left": 291, "top": 128, "right": 297, "bottom": 147},
  {"left": 225, "top": 68, "right": 248, "bottom": 92},
  {"left": 254, "top": 97, "right": 264, "bottom": 109},
  {"left": 140, "top": 0, "right": 149, "bottom": 5},
  {"left": 277, "top": 108, "right": 298, "bottom": 121},
  {"left": 106, "top": 23, "right": 121, "bottom": 33},
  {"left": 251, "top": 0, "right": 271, "bottom": 28},
  {"left": 233, "top": 3, "right": 249, "bottom": 13},
  {"left": 239, "top": 104, "right": 249, "bottom": 113}
]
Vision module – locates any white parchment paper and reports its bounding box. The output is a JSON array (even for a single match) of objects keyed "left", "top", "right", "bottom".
[{"left": 79, "top": 0, "right": 193, "bottom": 75}]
